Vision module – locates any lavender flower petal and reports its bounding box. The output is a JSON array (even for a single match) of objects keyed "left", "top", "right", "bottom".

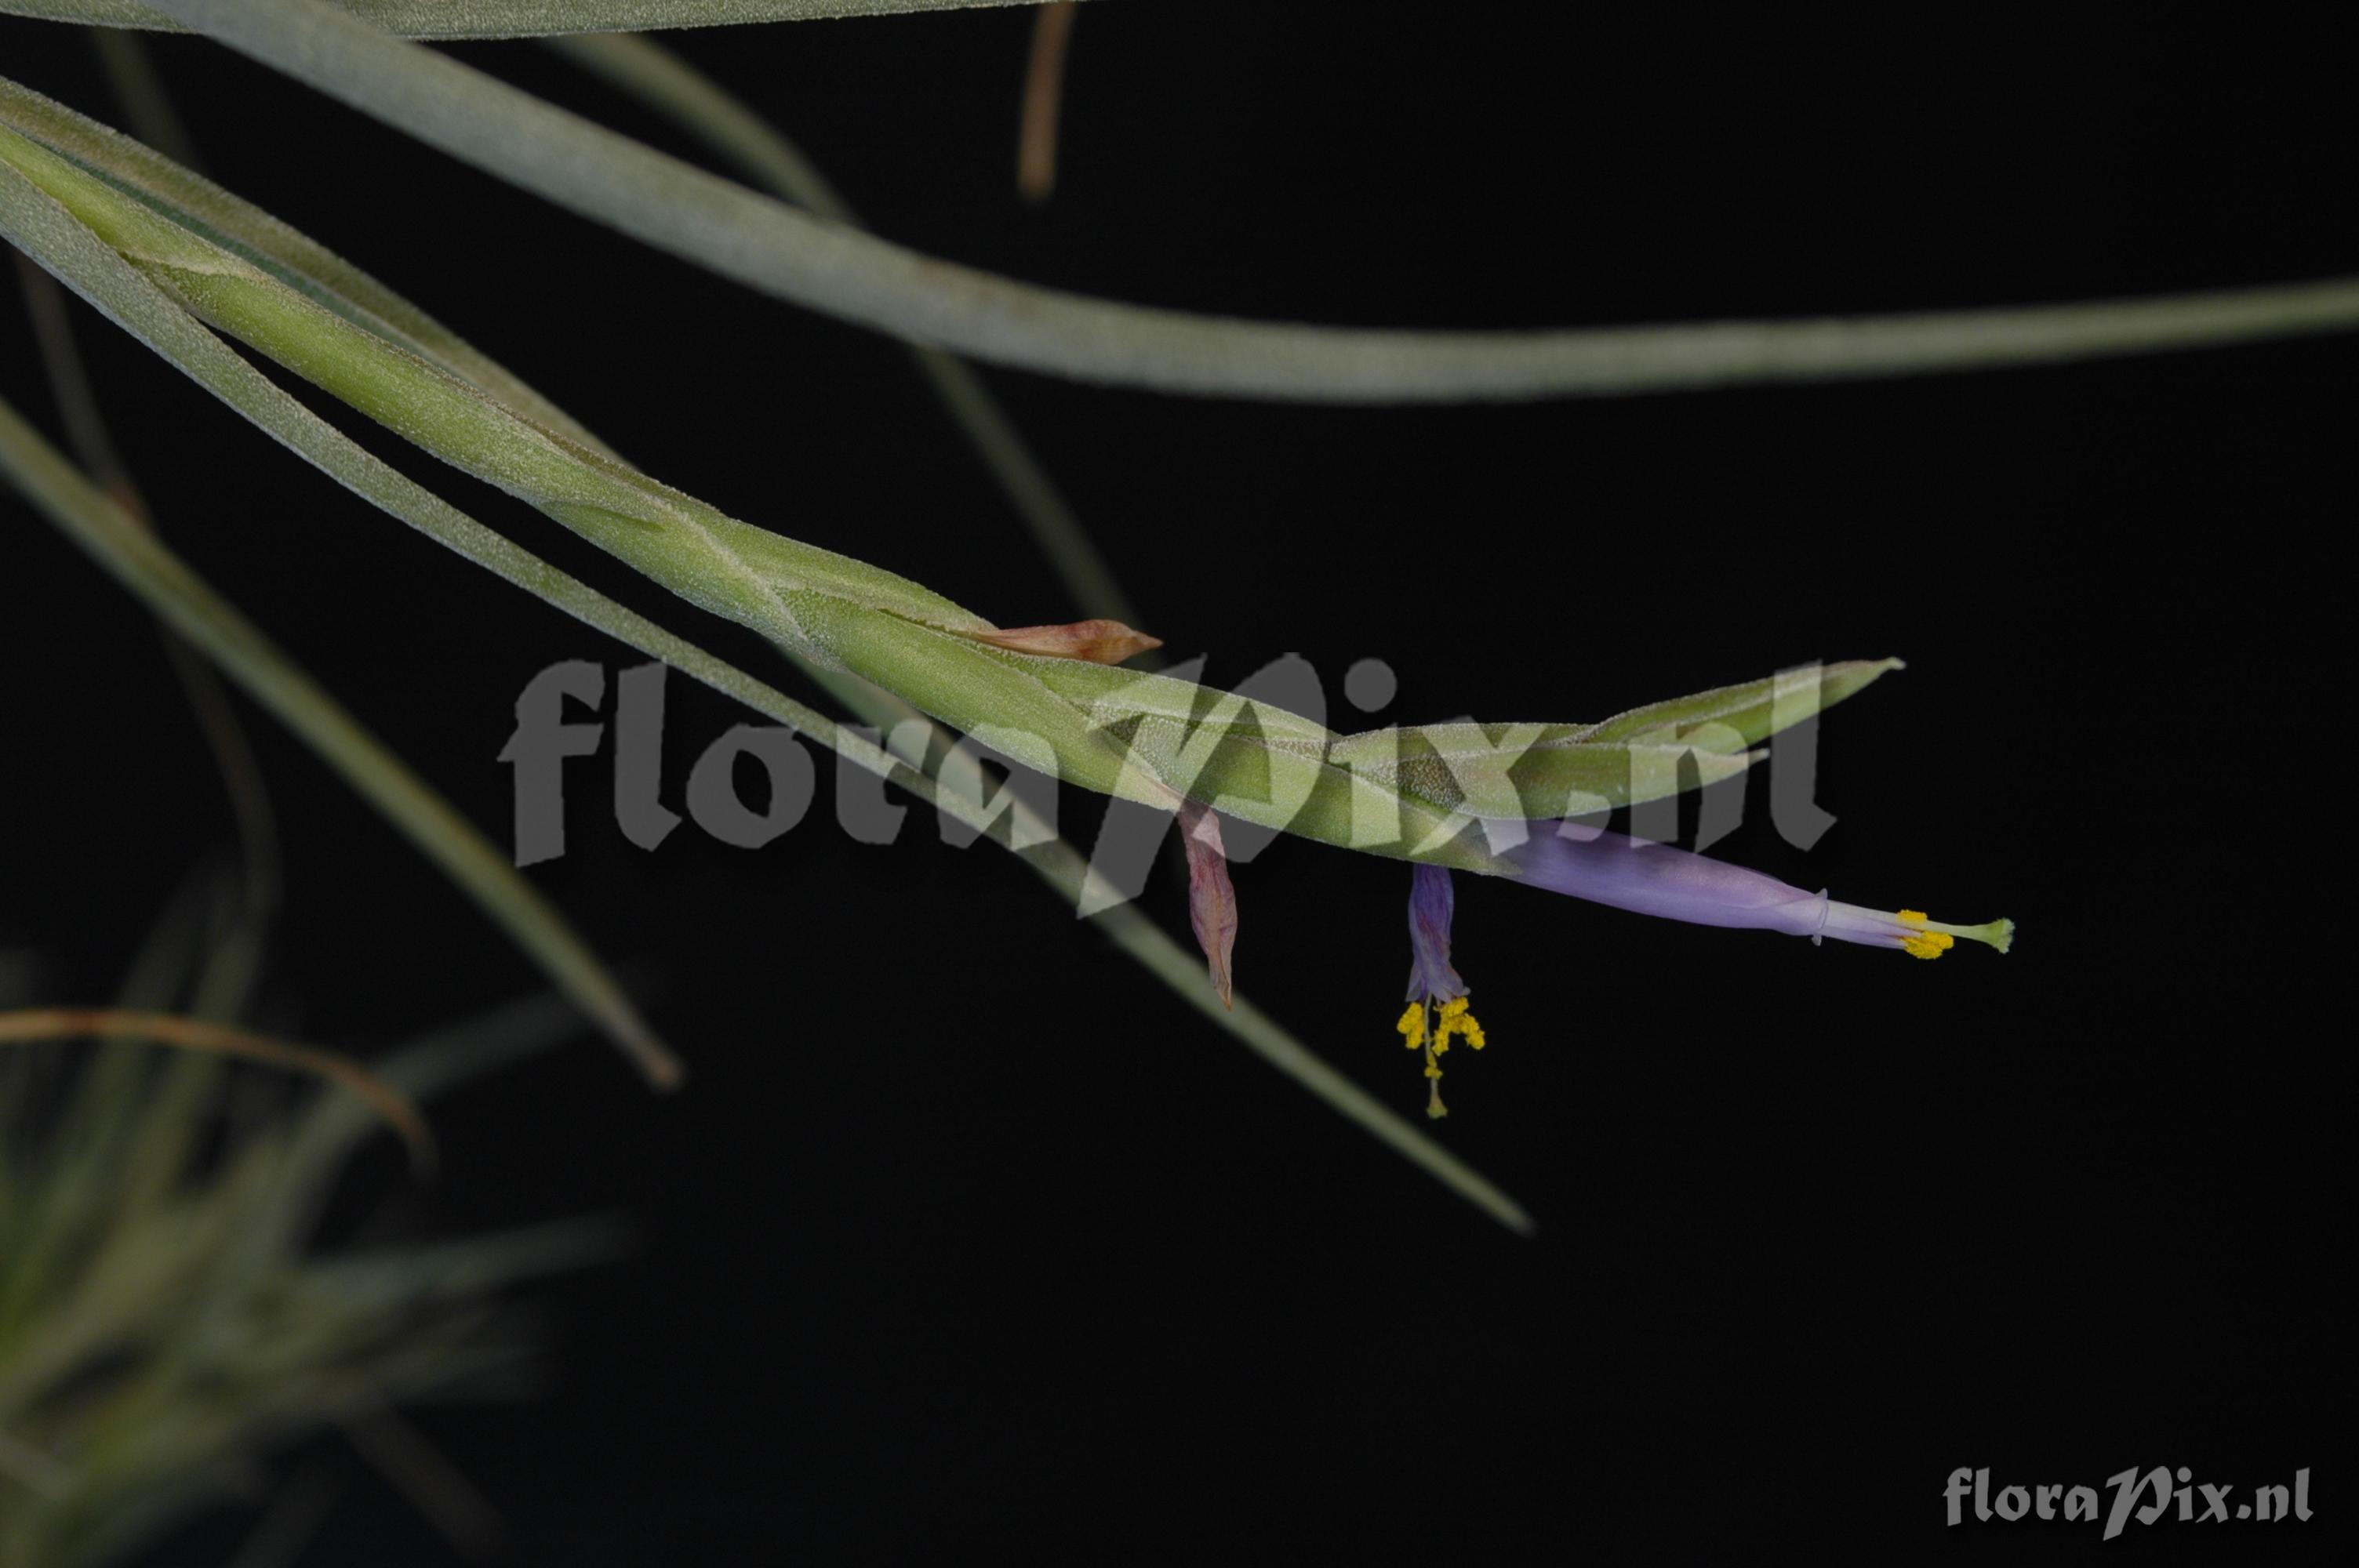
[{"left": 1405, "top": 862, "right": 1468, "bottom": 1002}]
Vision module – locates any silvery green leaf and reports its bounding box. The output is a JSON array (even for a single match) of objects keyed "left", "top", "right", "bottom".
[
  {"left": 1, "top": 0, "right": 1042, "bottom": 37},
  {"left": 132, "top": 0, "right": 2359, "bottom": 403}
]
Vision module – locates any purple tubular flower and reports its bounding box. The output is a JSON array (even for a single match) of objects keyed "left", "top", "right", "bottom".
[
  {"left": 1382, "top": 823, "right": 2010, "bottom": 1120},
  {"left": 1503, "top": 821, "right": 2014, "bottom": 959},
  {"left": 1398, "top": 864, "right": 1485, "bottom": 1120},
  {"left": 1405, "top": 862, "right": 1467, "bottom": 1003}
]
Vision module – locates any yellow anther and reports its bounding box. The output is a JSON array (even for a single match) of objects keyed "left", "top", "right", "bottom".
[
  {"left": 1431, "top": 994, "right": 1489, "bottom": 1051},
  {"left": 1897, "top": 909, "right": 1955, "bottom": 960},
  {"left": 1400, "top": 993, "right": 1488, "bottom": 1116}
]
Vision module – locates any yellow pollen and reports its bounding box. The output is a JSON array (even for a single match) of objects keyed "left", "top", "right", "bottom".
[
  {"left": 1433, "top": 994, "right": 1488, "bottom": 1051},
  {"left": 1896, "top": 909, "right": 1955, "bottom": 960},
  {"left": 1398, "top": 994, "right": 1494, "bottom": 1117}
]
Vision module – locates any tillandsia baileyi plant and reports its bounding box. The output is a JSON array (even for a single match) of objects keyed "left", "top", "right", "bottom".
[{"left": 0, "top": 5, "right": 2354, "bottom": 1553}]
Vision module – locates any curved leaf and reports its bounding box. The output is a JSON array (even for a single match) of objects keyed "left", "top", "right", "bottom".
[
  {"left": 1, "top": 0, "right": 1045, "bottom": 38},
  {"left": 132, "top": 0, "right": 2359, "bottom": 402}
]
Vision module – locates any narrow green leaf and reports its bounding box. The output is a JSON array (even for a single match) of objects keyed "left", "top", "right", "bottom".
[
  {"left": 0, "top": 388, "right": 685, "bottom": 1091},
  {"left": 2, "top": 0, "right": 1048, "bottom": 37},
  {"left": 138, "top": 0, "right": 2359, "bottom": 402},
  {"left": 1576, "top": 659, "right": 1905, "bottom": 748}
]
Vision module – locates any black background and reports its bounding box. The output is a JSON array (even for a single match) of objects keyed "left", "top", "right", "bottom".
[{"left": 0, "top": 5, "right": 2344, "bottom": 1560}]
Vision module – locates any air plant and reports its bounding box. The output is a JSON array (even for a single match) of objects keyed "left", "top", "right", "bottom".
[{"left": 0, "top": 880, "right": 608, "bottom": 1567}]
